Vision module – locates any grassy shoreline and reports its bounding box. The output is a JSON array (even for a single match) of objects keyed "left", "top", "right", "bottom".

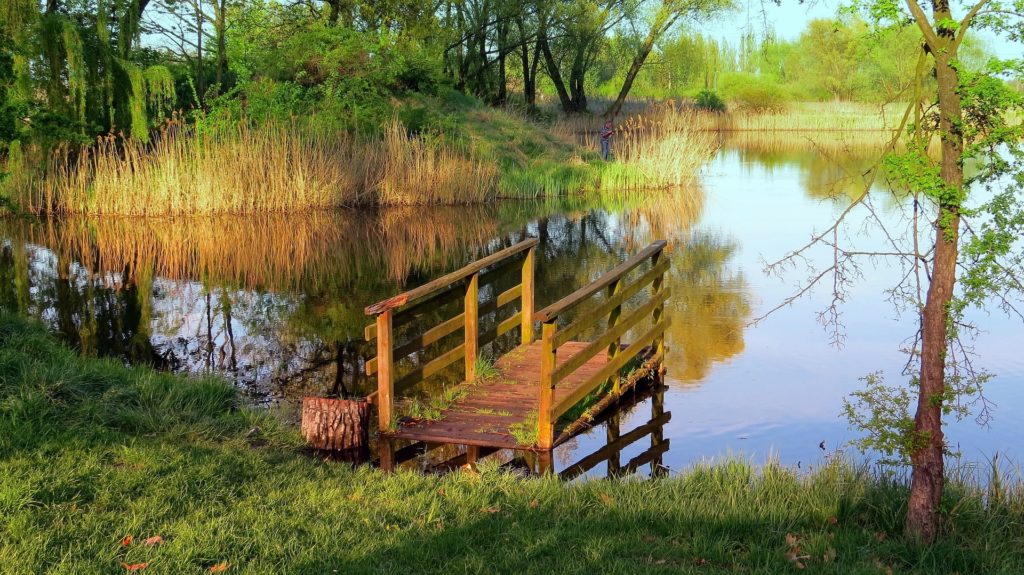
[
  {"left": 2, "top": 314, "right": 1024, "bottom": 573},
  {"left": 1, "top": 96, "right": 717, "bottom": 217}
]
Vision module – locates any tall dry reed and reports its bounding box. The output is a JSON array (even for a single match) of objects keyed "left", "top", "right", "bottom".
[
  {"left": 2, "top": 118, "right": 499, "bottom": 216},
  {"left": 552, "top": 102, "right": 717, "bottom": 191},
  {"left": 374, "top": 120, "right": 497, "bottom": 205}
]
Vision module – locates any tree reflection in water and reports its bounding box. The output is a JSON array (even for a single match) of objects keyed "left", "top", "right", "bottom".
[{"left": 0, "top": 188, "right": 752, "bottom": 416}]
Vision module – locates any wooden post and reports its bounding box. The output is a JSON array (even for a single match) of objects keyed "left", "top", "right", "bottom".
[
  {"left": 376, "top": 310, "right": 394, "bottom": 432},
  {"left": 521, "top": 246, "right": 535, "bottom": 345},
  {"left": 378, "top": 437, "right": 395, "bottom": 472},
  {"left": 607, "top": 411, "right": 622, "bottom": 477},
  {"left": 466, "top": 445, "right": 480, "bottom": 472},
  {"left": 536, "top": 449, "right": 554, "bottom": 476},
  {"left": 651, "top": 385, "right": 666, "bottom": 477},
  {"left": 537, "top": 321, "right": 557, "bottom": 449},
  {"left": 606, "top": 277, "right": 623, "bottom": 394},
  {"left": 464, "top": 272, "right": 479, "bottom": 382}
]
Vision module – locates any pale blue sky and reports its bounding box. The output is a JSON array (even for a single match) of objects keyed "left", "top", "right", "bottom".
[{"left": 698, "top": 0, "right": 1023, "bottom": 59}]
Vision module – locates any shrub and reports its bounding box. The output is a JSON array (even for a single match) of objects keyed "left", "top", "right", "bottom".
[
  {"left": 726, "top": 78, "right": 790, "bottom": 113},
  {"left": 694, "top": 89, "right": 726, "bottom": 112}
]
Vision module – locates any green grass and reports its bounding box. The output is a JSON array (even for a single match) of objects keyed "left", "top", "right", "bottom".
[{"left": 3, "top": 313, "right": 1024, "bottom": 573}]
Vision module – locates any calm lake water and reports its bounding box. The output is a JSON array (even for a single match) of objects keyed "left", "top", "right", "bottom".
[{"left": 3, "top": 133, "right": 1022, "bottom": 477}]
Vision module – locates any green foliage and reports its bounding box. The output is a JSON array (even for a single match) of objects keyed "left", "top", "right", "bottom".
[
  {"left": 722, "top": 74, "right": 790, "bottom": 112},
  {"left": 842, "top": 373, "right": 919, "bottom": 464},
  {"left": 694, "top": 89, "right": 726, "bottom": 112}
]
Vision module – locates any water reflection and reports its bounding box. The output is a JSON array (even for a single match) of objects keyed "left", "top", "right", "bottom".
[
  {"left": 1, "top": 187, "right": 749, "bottom": 410},
  {"left": 723, "top": 131, "right": 889, "bottom": 201}
]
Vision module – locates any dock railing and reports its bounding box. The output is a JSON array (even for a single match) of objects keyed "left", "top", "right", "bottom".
[
  {"left": 363, "top": 238, "right": 538, "bottom": 432},
  {"left": 532, "top": 240, "right": 671, "bottom": 449}
]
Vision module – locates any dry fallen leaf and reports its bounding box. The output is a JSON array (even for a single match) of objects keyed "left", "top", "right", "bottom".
[
  {"left": 785, "top": 533, "right": 800, "bottom": 547},
  {"left": 693, "top": 558, "right": 708, "bottom": 566},
  {"left": 528, "top": 499, "right": 539, "bottom": 509},
  {"left": 208, "top": 562, "right": 230, "bottom": 572},
  {"left": 875, "top": 531, "right": 888, "bottom": 542},
  {"left": 642, "top": 535, "right": 658, "bottom": 542},
  {"left": 827, "top": 516, "right": 839, "bottom": 525},
  {"left": 599, "top": 493, "right": 613, "bottom": 504},
  {"left": 873, "top": 559, "right": 894, "bottom": 575},
  {"left": 652, "top": 559, "right": 667, "bottom": 565},
  {"left": 120, "top": 535, "right": 133, "bottom": 547},
  {"left": 143, "top": 536, "right": 163, "bottom": 547},
  {"left": 122, "top": 563, "right": 149, "bottom": 572},
  {"left": 483, "top": 506, "right": 501, "bottom": 514},
  {"left": 823, "top": 548, "right": 838, "bottom": 562}
]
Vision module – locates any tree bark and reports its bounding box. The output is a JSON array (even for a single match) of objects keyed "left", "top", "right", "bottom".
[
  {"left": 301, "top": 397, "right": 371, "bottom": 457},
  {"left": 905, "top": 3, "right": 964, "bottom": 541}
]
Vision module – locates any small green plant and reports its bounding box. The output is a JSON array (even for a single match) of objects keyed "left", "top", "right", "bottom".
[
  {"left": 474, "top": 356, "right": 500, "bottom": 381},
  {"left": 508, "top": 410, "right": 539, "bottom": 446},
  {"left": 694, "top": 89, "right": 726, "bottom": 113}
]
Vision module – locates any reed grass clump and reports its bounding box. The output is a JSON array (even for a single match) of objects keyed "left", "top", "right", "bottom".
[
  {"left": 376, "top": 120, "right": 497, "bottom": 205},
  {"left": 2, "top": 118, "right": 501, "bottom": 215},
  {"left": 552, "top": 102, "right": 717, "bottom": 191}
]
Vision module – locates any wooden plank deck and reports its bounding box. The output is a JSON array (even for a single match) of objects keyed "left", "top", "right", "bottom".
[{"left": 383, "top": 341, "right": 608, "bottom": 450}]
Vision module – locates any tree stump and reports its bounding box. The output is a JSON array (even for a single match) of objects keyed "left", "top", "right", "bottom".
[{"left": 301, "top": 397, "right": 371, "bottom": 459}]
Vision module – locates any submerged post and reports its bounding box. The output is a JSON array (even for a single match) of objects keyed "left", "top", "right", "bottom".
[{"left": 521, "top": 245, "right": 536, "bottom": 345}]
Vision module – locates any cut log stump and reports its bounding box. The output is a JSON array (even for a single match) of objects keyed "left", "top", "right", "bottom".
[{"left": 301, "top": 397, "right": 371, "bottom": 458}]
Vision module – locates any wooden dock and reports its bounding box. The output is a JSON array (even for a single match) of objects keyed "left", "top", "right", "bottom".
[{"left": 363, "top": 237, "right": 671, "bottom": 470}]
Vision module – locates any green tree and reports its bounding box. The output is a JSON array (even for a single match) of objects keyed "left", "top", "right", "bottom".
[
  {"left": 768, "top": 0, "right": 1024, "bottom": 544},
  {"left": 604, "top": 0, "right": 733, "bottom": 117}
]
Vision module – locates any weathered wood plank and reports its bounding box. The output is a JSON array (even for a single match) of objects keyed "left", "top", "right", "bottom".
[
  {"left": 365, "top": 238, "right": 539, "bottom": 315},
  {"left": 551, "top": 288, "right": 671, "bottom": 385},
  {"left": 367, "top": 312, "right": 465, "bottom": 375},
  {"left": 534, "top": 240, "right": 667, "bottom": 323},
  {"left": 553, "top": 258, "right": 670, "bottom": 347},
  {"left": 553, "top": 320, "right": 669, "bottom": 417},
  {"left": 392, "top": 343, "right": 465, "bottom": 394}
]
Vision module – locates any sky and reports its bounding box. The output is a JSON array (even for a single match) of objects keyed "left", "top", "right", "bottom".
[{"left": 699, "top": 0, "right": 1024, "bottom": 60}]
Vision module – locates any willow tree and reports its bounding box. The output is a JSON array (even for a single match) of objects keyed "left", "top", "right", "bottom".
[
  {"left": 768, "top": 0, "right": 1024, "bottom": 544},
  {"left": 0, "top": 0, "right": 175, "bottom": 143}
]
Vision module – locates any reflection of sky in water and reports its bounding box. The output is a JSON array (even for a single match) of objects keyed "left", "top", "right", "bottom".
[{"left": 561, "top": 145, "right": 1024, "bottom": 476}]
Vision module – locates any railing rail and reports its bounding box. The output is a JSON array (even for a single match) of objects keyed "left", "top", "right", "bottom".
[
  {"left": 365, "top": 237, "right": 538, "bottom": 431},
  {"left": 535, "top": 240, "right": 670, "bottom": 449}
]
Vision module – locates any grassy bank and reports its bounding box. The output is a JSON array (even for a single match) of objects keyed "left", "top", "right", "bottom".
[
  {"left": 0, "top": 95, "right": 713, "bottom": 216},
  {"left": 3, "top": 314, "right": 1024, "bottom": 573}
]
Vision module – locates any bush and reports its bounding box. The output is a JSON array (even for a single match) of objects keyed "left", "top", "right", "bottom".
[
  {"left": 722, "top": 75, "right": 790, "bottom": 113},
  {"left": 694, "top": 89, "right": 726, "bottom": 112}
]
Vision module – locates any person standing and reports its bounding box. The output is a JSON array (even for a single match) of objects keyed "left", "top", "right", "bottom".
[{"left": 599, "top": 120, "right": 614, "bottom": 160}]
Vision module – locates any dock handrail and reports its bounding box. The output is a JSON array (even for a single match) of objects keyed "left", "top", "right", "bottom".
[
  {"left": 534, "top": 240, "right": 671, "bottom": 449},
  {"left": 364, "top": 237, "right": 538, "bottom": 432}
]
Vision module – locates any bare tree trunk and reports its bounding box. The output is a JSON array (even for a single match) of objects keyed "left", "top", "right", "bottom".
[
  {"left": 195, "top": 1, "right": 205, "bottom": 102},
  {"left": 214, "top": 0, "right": 226, "bottom": 91},
  {"left": 905, "top": 16, "right": 964, "bottom": 542},
  {"left": 539, "top": 33, "right": 573, "bottom": 112}
]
